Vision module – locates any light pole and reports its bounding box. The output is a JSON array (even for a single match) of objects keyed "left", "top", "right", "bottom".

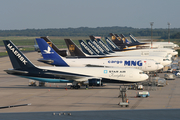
[
  {"left": 150, "top": 22, "right": 154, "bottom": 48},
  {"left": 168, "top": 22, "right": 171, "bottom": 43}
]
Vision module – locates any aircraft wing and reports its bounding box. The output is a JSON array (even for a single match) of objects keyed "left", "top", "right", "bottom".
[
  {"left": 38, "top": 58, "right": 54, "bottom": 64},
  {"left": 4, "top": 69, "right": 28, "bottom": 74},
  {"left": 44, "top": 72, "right": 97, "bottom": 82}
]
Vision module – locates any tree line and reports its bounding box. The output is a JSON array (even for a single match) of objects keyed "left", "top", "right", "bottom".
[{"left": 0, "top": 26, "right": 180, "bottom": 39}]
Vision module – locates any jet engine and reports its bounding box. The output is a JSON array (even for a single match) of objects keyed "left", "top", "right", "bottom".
[{"left": 84, "top": 79, "right": 103, "bottom": 86}]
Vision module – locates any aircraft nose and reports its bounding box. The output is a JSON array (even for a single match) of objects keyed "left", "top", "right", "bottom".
[
  {"left": 143, "top": 74, "right": 149, "bottom": 80},
  {"left": 167, "top": 54, "right": 172, "bottom": 59},
  {"left": 174, "top": 51, "right": 178, "bottom": 56},
  {"left": 158, "top": 64, "right": 164, "bottom": 70},
  {"left": 167, "top": 60, "right": 172, "bottom": 65},
  {"left": 139, "top": 73, "right": 149, "bottom": 81}
]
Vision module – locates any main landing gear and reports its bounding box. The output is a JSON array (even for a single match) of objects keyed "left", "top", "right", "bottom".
[
  {"left": 70, "top": 82, "right": 81, "bottom": 89},
  {"left": 70, "top": 85, "right": 80, "bottom": 89}
]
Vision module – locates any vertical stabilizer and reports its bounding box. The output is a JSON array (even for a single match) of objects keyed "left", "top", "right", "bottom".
[
  {"left": 105, "top": 37, "right": 120, "bottom": 50},
  {"left": 90, "top": 39, "right": 110, "bottom": 54},
  {"left": 36, "top": 38, "right": 69, "bottom": 66},
  {"left": 3, "top": 40, "right": 35, "bottom": 70},
  {"left": 109, "top": 33, "right": 123, "bottom": 46},
  {"left": 85, "top": 40, "right": 105, "bottom": 55},
  {"left": 64, "top": 39, "right": 86, "bottom": 56},
  {"left": 119, "top": 34, "right": 131, "bottom": 44},
  {"left": 129, "top": 34, "right": 140, "bottom": 43},
  {"left": 89, "top": 35, "right": 114, "bottom": 53},
  {"left": 96, "top": 38, "right": 114, "bottom": 53},
  {"left": 40, "top": 37, "right": 67, "bottom": 57},
  {"left": 78, "top": 40, "right": 98, "bottom": 55}
]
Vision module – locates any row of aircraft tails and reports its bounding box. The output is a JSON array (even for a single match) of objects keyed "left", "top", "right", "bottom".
[{"left": 4, "top": 33, "right": 178, "bottom": 89}]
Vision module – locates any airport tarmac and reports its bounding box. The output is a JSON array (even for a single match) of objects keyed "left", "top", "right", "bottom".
[{"left": 0, "top": 52, "right": 180, "bottom": 119}]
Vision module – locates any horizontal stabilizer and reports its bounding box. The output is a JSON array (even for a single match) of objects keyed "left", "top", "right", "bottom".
[
  {"left": 38, "top": 58, "right": 54, "bottom": 64},
  {"left": 4, "top": 69, "right": 28, "bottom": 74}
]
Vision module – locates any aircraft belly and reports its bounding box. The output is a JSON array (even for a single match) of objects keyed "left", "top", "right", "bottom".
[{"left": 21, "top": 76, "right": 73, "bottom": 83}]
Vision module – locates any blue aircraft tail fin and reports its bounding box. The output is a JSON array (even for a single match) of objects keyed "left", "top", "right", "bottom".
[
  {"left": 96, "top": 38, "right": 114, "bottom": 53},
  {"left": 3, "top": 40, "right": 35, "bottom": 70},
  {"left": 89, "top": 35, "right": 114, "bottom": 53},
  {"left": 41, "top": 36, "right": 67, "bottom": 57},
  {"left": 85, "top": 40, "right": 105, "bottom": 55},
  {"left": 78, "top": 40, "right": 98, "bottom": 55},
  {"left": 105, "top": 37, "right": 120, "bottom": 50},
  {"left": 90, "top": 39, "right": 110, "bottom": 54},
  {"left": 36, "top": 38, "right": 69, "bottom": 66},
  {"left": 129, "top": 33, "right": 140, "bottom": 43}
]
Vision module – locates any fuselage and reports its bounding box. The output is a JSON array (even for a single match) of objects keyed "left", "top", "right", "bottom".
[
  {"left": 38, "top": 66, "right": 149, "bottom": 83},
  {"left": 107, "top": 48, "right": 177, "bottom": 58},
  {"left": 140, "top": 42, "right": 179, "bottom": 49},
  {"left": 58, "top": 58, "right": 163, "bottom": 72},
  {"left": 105, "top": 55, "right": 171, "bottom": 66},
  {"left": 5, "top": 66, "right": 149, "bottom": 83}
]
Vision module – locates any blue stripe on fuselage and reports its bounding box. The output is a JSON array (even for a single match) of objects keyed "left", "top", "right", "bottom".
[{"left": 21, "top": 76, "right": 74, "bottom": 83}]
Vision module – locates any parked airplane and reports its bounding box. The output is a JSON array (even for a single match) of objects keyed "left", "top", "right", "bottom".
[
  {"left": 110, "top": 33, "right": 178, "bottom": 55},
  {"left": 109, "top": 33, "right": 148, "bottom": 49},
  {"left": 129, "top": 33, "right": 179, "bottom": 49},
  {"left": 3, "top": 40, "right": 149, "bottom": 89},
  {"left": 85, "top": 39, "right": 107, "bottom": 55},
  {"left": 77, "top": 39, "right": 171, "bottom": 66},
  {"left": 89, "top": 35, "right": 114, "bottom": 53},
  {"left": 104, "top": 37, "right": 177, "bottom": 57},
  {"left": 109, "top": 33, "right": 178, "bottom": 56},
  {"left": 36, "top": 37, "right": 171, "bottom": 66},
  {"left": 36, "top": 38, "right": 163, "bottom": 72},
  {"left": 81, "top": 39, "right": 171, "bottom": 59}
]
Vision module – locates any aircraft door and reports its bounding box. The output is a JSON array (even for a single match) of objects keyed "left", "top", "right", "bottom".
[{"left": 129, "top": 71, "right": 133, "bottom": 78}]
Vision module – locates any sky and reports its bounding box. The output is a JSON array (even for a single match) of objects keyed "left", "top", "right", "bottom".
[{"left": 0, "top": 0, "right": 180, "bottom": 30}]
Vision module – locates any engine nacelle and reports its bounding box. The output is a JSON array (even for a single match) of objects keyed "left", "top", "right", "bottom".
[{"left": 84, "top": 79, "right": 102, "bottom": 86}]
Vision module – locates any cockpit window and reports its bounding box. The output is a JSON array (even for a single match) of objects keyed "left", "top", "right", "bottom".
[
  {"left": 139, "top": 72, "right": 145, "bottom": 74},
  {"left": 163, "top": 59, "right": 170, "bottom": 61}
]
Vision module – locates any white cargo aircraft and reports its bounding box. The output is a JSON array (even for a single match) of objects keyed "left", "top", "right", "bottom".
[
  {"left": 36, "top": 38, "right": 164, "bottom": 72},
  {"left": 103, "top": 37, "right": 177, "bottom": 57},
  {"left": 3, "top": 40, "right": 148, "bottom": 89},
  {"left": 77, "top": 39, "right": 171, "bottom": 66},
  {"left": 129, "top": 34, "right": 179, "bottom": 49}
]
